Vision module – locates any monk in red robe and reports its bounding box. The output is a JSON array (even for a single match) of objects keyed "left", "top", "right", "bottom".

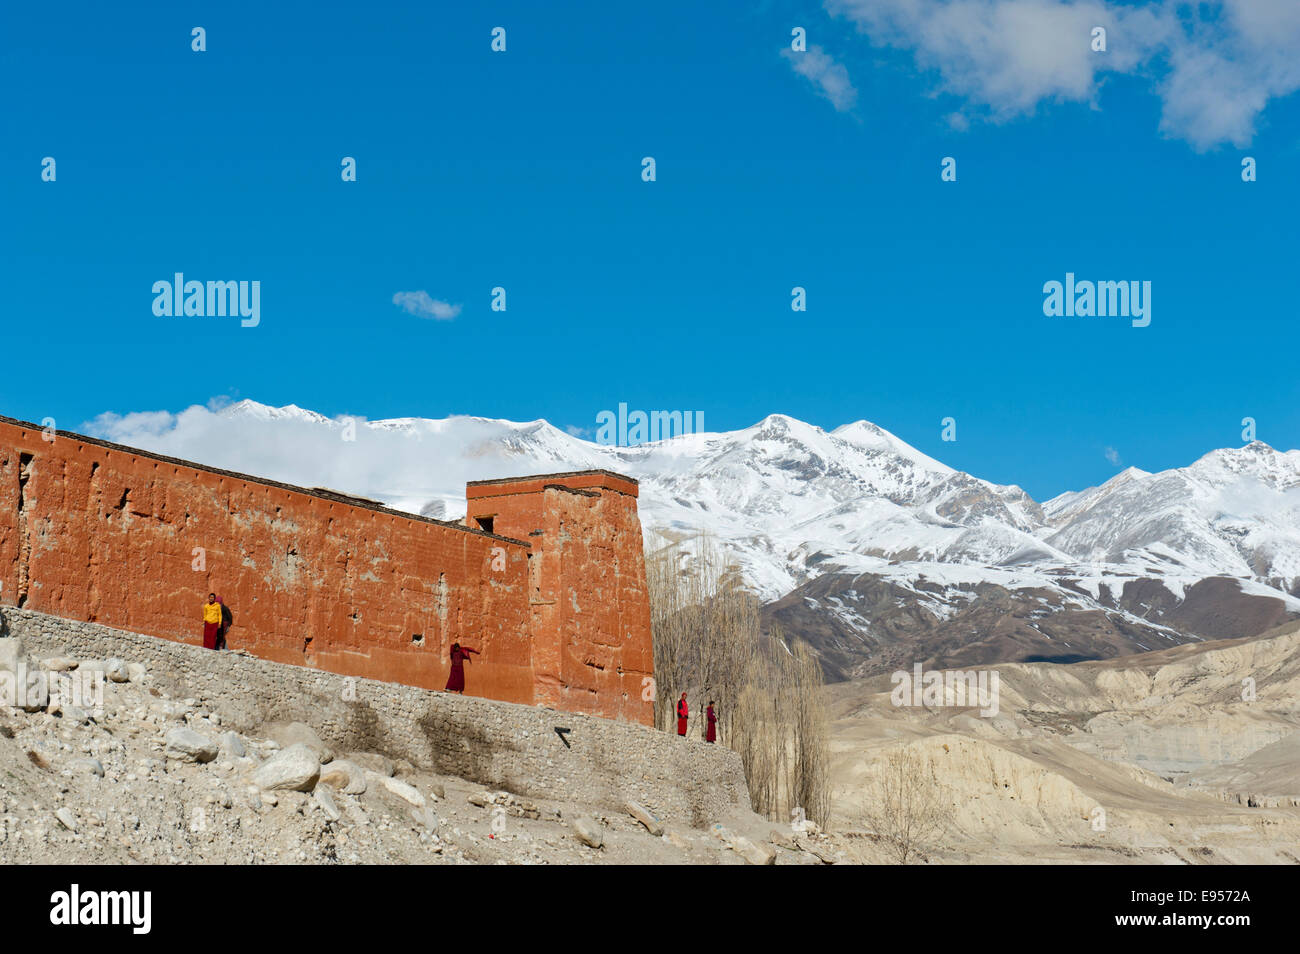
[
  {"left": 676, "top": 692, "right": 689, "bottom": 736},
  {"left": 706, "top": 701, "right": 717, "bottom": 743},
  {"left": 444, "top": 642, "right": 479, "bottom": 693}
]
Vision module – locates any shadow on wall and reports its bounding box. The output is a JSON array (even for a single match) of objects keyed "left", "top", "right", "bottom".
[{"left": 417, "top": 707, "right": 526, "bottom": 794}]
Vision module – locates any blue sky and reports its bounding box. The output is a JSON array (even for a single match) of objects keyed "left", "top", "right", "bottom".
[{"left": 2, "top": 0, "right": 1298, "bottom": 500}]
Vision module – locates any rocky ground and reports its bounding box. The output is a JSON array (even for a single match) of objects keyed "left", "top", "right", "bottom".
[{"left": 0, "top": 635, "right": 840, "bottom": 865}]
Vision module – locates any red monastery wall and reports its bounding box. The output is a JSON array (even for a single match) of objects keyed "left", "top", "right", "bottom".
[
  {"left": 0, "top": 417, "right": 654, "bottom": 724},
  {"left": 466, "top": 473, "right": 654, "bottom": 725}
]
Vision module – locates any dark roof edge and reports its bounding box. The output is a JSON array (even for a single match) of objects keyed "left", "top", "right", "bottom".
[
  {"left": 467, "top": 469, "right": 638, "bottom": 487},
  {"left": 0, "top": 414, "right": 530, "bottom": 548}
]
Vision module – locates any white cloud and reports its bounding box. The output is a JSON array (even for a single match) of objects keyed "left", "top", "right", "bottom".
[
  {"left": 1105, "top": 446, "right": 1122, "bottom": 465},
  {"left": 782, "top": 44, "right": 860, "bottom": 111},
  {"left": 821, "top": 0, "right": 1300, "bottom": 150},
  {"left": 392, "top": 290, "right": 462, "bottom": 321}
]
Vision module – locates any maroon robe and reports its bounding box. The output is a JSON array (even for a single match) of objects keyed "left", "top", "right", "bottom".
[
  {"left": 445, "top": 645, "right": 478, "bottom": 692},
  {"left": 676, "top": 697, "right": 689, "bottom": 736},
  {"left": 706, "top": 705, "right": 717, "bottom": 743}
]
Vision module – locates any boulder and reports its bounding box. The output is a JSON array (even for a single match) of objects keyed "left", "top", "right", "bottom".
[
  {"left": 251, "top": 743, "right": 320, "bottom": 792},
  {"left": 769, "top": 829, "right": 798, "bottom": 851},
  {"left": 0, "top": 637, "right": 28, "bottom": 674},
  {"left": 19, "top": 668, "right": 48, "bottom": 712},
  {"left": 732, "top": 835, "right": 777, "bottom": 866},
  {"left": 313, "top": 787, "right": 342, "bottom": 822},
  {"left": 164, "top": 727, "right": 219, "bottom": 763},
  {"left": 347, "top": 752, "right": 394, "bottom": 777},
  {"left": 217, "top": 731, "right": 246, "bottom": 759},
  {"left": 41, "top": 657, "right": 80, "bottom": 672},
  {"left": 149, "top": 701, "right": 189, "bottom": 722},
  {"left": 318, "top": 759, "right": 367, "bottom": 795},
  {"left": 264, "top": 721, "right": 334, "bottom": 763},
  {"left": 794, "top": 836, "right": 837, "bottom": 864},
  {"left": 381, "top": 775, "right": 426, "bottom": 808},
  {"left": 58, "top": 704, "right": 89, "bottom": 726},
  {"left": 126, "top": 663, "right": 147, "bottom": 683},
  {"left": 571, "top": 816, "right": 604, "bottom": 849},
  {"left": 625, "top": 800, "right": 664, "bottom": 836},
  {"left": 105, "top": 659, "right": 130, "bottom": 683}
]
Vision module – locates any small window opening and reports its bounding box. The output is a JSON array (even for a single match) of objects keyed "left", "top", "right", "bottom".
[{"left": 476, "top": 516, "right": 494, "bottom": 534}]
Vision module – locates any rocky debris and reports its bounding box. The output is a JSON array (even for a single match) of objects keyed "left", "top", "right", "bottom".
[
  {"left": 252, "top": 743, "right": 321, "bottom": 792},
  {"left": 348, "top": 752, "right": 394, "bottom": 777},
  {"left": 734, "top": 835, "right": 776, "bottom": 865},
  {"left": 319, "top": 760, "right": 367, "bottom": 795},
  {"left": 69, "top": 757, "right": 105, "bottom": 778},
  {"left": 625, "top": 800, "right": 664, "bottom": 836},
  {"left": 711, "top": 824, "right": 776, "bottom": 864},
  {"left": 467, "top": 790, "right": 540, "bottom": 819},
  {"left": 42, "top": 657, "right": 79, "bottom": 672},
  {"left": 664, "top": 829, "right": 691, "bottom": 851},
  {"left": 164, "top": 727, "right": 219, "bottom": 764},
  {"left": 571, "top": 816, "right": 604, "bottom": 849},
  {"left": 0, "top": 637, "right": 26, "bottom": 673},
  {"left": 769, "top": 829, "right": 798, "bottom": 851},
  {"left": 105, "top": 659, "right": 130, "bottom": 683},
  {"left": 264, "top": 722, "right": 334, "bottom": 764},
  {"left": 380, "top": 776, "right": 426, "bottom": 808},
  {"left": 52, "top": 703, "right": 90, "bottom": 726},
  {"left": 794, "top": 836, "right": 838, "bottom": 864},
  {"left": 313, "top": 787, "right": 342, "bottom": 822},
  {"left": 19, "top": 674, "right": 48, "bottom": 712},
  {"left": 1, "top": 611, "right": 814, "bottom": 867}
]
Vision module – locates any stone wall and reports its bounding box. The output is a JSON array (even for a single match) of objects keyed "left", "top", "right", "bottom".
[{"left": 2, "top": 607, "right": 746, "bottom": 826}]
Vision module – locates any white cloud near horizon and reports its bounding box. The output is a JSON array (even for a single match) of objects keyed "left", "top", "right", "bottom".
[
  {"left": 392, "top": 290, "right": 462, "bottom": 320},
  {"left": 820, "top": 0, "right": 1300, "bottom": 150},
  {"left": 782, "top": 44, "right": 860, "bottom": 111}
]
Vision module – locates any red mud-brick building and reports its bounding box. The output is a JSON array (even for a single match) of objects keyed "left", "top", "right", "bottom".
[{"left": 0, "top": 415, "right": 654, "bottom": 724}]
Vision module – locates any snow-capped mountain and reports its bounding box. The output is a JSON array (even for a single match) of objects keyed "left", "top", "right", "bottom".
[
  {"left": 83, "top": 400, "right": 1300, "bottom": 673},
  {"left": 1041, "top": 443, "right": 1300, "bottom": 597}
]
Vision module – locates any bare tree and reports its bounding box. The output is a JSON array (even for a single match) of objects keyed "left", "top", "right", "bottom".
[
  {"left": 788, "top": 640, "right": 831, "bottom": 829},
  {"left": 859, "top": 747, "right": 952, "bottom": 864},
  {"left": 648, "top": 537, "right": 832, "bottom": 828}
]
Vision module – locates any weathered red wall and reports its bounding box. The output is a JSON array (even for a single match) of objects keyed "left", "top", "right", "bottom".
[
  {"left": 466, "top": 473, "right": 654, "bottom": 725},
  {"left": 0, "top": 418, "right": 656, "bottom": 724}
]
